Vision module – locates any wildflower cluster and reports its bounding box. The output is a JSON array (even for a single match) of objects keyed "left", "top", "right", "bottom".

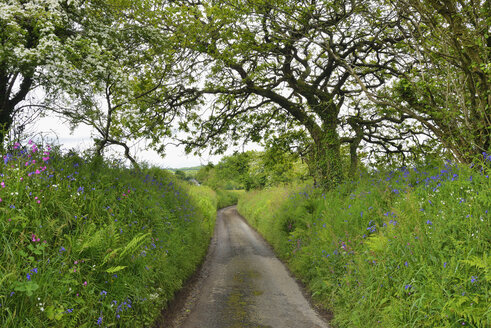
[
  {"left": 0, "top": 142, "right": 216, "bottom": 327},
  {"left": 238, "top": 161, "right": 490, "bottom": 327}
]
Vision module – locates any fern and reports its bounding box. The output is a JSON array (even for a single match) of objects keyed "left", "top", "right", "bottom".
[
  {"left": 75, "top": 223, "right": 97, "bottom": 254},
  {"left": 461, "top": 254, "right": 489, "bottom": 270},
  {"left": 80, "top": 229, "right": 106, "bottom": 253},
  {"left": 107, "top": 221, "right": 120, "bottom": 249},
  {"left": 0, "top": 272, "right": 14, "bottom": 288},
  {"left": 67, "top": 307, "right": 85, "bottom": 328},
  {"left": 79, "top": 224, "right": 119, "bottom": 260},
  {"left": 460, "top": 253, "right": 490, "bottom": 282},
  {"left": 102, "top": 248, "right": 120, "bottom": 265},
  {"left": 119, "top": 232, "right": 151, "bottom": 259},
  {"left": 366, "top": 234, "right": 388, "bottom": 254},
  {"left": 444, "top": 294, "right": 489, "bottom": 328},
  {"left": 106, "top": 265, "right": 127, "bottom": 274}
]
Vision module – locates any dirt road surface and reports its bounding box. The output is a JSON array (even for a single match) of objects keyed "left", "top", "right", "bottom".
[{"left": 164, "top": 206, "right": 329, "bottom": 328}]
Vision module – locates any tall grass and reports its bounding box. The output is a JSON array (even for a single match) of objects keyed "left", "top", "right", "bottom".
[
  {"left": 215, "top": 189, "right": 245, "bottom": 209},
  {"left": 238, "top": 160, "right": 490, "bottom": 327},
  {"left": 0, "top": 142, "right": 216, "bottom": 327}
]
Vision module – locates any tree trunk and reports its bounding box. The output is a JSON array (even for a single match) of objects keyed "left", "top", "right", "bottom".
[
  {"left": 349, "top": 141, "right": 360, "bottom": 178},
  {"left": 0, "top": 70, "right": 34, "bottom": 152},
  {"left": 348, "top": 117, "right": 363, "bottom": 178},
  {"left": 311, "top": 126, "right": 343, "bottom": 190},
  {"left": 0, "top": 105, "right": 14, "bottom": 153}
]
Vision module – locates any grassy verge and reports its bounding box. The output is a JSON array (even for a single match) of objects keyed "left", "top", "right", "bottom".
[
  {"left": 0, "top": 143, "right": 216, "bottom": 327},
  {"left": 237, "top": 162, "right": 490, "bottom": 327}
]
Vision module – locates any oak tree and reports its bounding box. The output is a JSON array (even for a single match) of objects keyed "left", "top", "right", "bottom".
[{"left": 162, "top": 0, "right": 406, "bottom": 188}]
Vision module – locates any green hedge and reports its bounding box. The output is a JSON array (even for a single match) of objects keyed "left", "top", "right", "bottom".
[{"left": 216, "top": 189, "right": 245, "bottom": 209}]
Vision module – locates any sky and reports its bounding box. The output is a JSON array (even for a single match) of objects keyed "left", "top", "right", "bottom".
[{"left": 29, "top": 114, "right": 227, "bottom": 169}]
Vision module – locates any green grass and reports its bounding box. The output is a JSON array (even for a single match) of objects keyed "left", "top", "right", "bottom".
[
  {"left": 216, "top": 189, "right": 245, "bottom": 209},
  {"left": 238, "top": 162, "right": 490, "bottom": 327},
  {"left": 0, "top": 143, "right": 216, "bottom": 327}
]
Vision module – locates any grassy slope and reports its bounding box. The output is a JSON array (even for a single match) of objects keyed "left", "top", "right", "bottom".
[
  {"left": 238, "top": 163, "right": 490, "bottom": 327},
  {"left": 0, "top": 145, "right": 216, "bottom": 327}
]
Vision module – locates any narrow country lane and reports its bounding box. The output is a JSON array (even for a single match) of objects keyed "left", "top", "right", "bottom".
[{"left": 169, "top": 206, "right": 329, "bottom": 328}]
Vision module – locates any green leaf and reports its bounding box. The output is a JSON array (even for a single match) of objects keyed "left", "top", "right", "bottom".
[
  {"left": 106, "top": 266, "right": 127, "bottom": 274},
  {"left": 46, "top": 306, "right": 56, "bottom": 320},
  {"left": 14, "top": 281, "right": 39, "bottom": 296},
  {"left": 46, "top": 305, "right": 64, "bottom": 321}
]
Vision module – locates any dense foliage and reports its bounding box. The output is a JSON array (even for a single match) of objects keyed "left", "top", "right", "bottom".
[
  {"left": 2, "top": 0, "right": 488, "bottom": 189},
  {"left": 390, "top": 0, "right": 490, "bottom": 162},
  {"left": 215, "top": 189, "right": 245, "bottom": 209},
  {"left": 238, "top": 158, "right": 490, "bottom": 327},
  {"left": 0, "top": 0, "right": 179, "bottom": 164},
  {"left": 0, "top": 142, "right": 216, "bottom": 327},
  {"left": 159, "top": 0, "right": 414, "bottom": 189},
  {"left": 196, "top": 150, "right": 309, "bottom": 190}
]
